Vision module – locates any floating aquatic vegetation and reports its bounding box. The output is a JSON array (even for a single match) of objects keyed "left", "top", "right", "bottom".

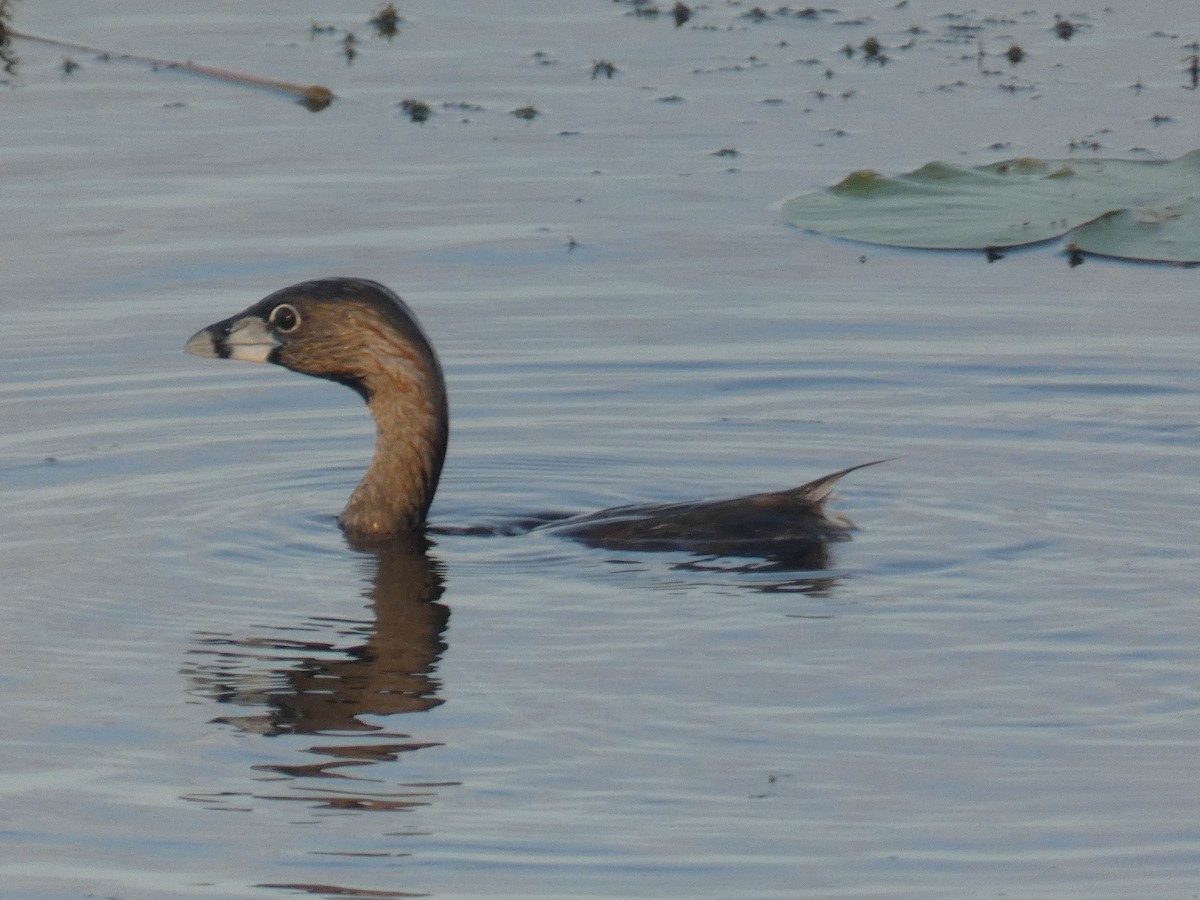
[
  {"left": 369, "top": 3, "right": 402, "bottom": 39},
  {"left": 782, "top": 150, "right": 1200, "bottom": 264},
  {"left": 1054, "top": 16, "right": 1076, "bottom": 40},
  {"left": 0, "top": 0, "right": 17, "bottom": 75},
  {"left": 399, "top": 98, "right": 431, "bottom": 123},
  {"left": 591, "top": 59, "right": 617, "bottom": 80}
]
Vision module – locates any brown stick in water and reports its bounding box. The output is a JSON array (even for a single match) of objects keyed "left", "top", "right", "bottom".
[{"left": 7, "top": 28, "right": 334, "bottom": 110}]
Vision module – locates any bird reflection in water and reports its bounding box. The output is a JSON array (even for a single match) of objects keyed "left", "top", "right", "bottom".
[{"left": 183, "top": 533, "right": 452, "bottom": 812}]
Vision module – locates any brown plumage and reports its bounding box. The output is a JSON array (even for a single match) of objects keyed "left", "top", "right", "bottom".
[{"left": 185, "top": 278, "right": 882, "bottom": 558}]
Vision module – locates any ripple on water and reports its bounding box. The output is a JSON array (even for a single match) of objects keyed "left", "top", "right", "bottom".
[{"left": 5, "top": 2, "right": 1200, "bottom": 897}]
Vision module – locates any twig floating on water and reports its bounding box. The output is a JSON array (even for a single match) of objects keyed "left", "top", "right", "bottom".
[{"left": 7, "top": 28, "right": 334, "bottom": 110}]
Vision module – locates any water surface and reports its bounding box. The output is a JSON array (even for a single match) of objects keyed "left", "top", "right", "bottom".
[{"left": 2, "top": 2, "right": 1199, "bottom": 897}]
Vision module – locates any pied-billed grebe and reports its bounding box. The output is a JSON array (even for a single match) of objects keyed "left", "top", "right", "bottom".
[{"left": 185, "top": 278, "right": 883, "bottom": 555}]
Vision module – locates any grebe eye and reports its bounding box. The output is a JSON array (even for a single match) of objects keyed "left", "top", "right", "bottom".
[{"left": 270, "top": 303, "right": 301, "bottom": 332}]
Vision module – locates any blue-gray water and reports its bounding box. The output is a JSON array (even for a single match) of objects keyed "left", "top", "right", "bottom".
[{"left": 2, "top": 2, "right": 1199, "bottom": 897}]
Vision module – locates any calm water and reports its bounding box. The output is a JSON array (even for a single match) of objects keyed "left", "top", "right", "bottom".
[{"left": 3, "top": 2, "right": 1199, "bottom": 897}]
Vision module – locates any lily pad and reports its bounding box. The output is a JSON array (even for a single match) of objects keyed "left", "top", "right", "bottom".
[{"left": 782, "top": 149, "right": 1200, "bottom": 264}]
